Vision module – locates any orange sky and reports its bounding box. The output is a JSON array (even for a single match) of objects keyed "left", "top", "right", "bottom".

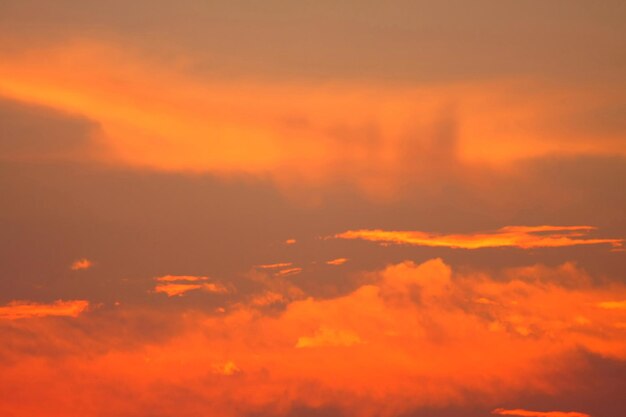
[{"left": 1, "top": 2, "right": 625, "bottom": 417}]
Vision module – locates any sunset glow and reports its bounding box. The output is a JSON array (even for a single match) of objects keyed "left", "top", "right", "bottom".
[{"left": 1, "top": 2, "right": 625, "bottom": 416}]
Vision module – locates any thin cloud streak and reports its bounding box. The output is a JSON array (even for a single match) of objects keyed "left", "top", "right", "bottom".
[
  {"left": 274, "top": 267, "right": 303, "bottom": 277},
  {"left": 155, "top": 275, "right": 210, "bottom": 282},
  {"left": 255, "top": 262, "right": 293, "bottom": 269},
  {"left": 326, "top": 258, "right": 349, "bottom": 266},
  {"left": 152, "top": 275, "right": 227, "bottom": 297},
  {"left": 0, "top": 300, "right": 89, "bottom": 319},
  {"left": 334, "top": 225, "right": 623, "bottom": 250},
  {"left": 492, "top": 408, "right": 591, "bottom": 417}
]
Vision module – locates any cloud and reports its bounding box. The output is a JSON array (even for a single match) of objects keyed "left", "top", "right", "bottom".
[
  {"left": 274, "top": 267, "right": 303, "bottom": 277},
  {"left": 295, "top": 326, "right": 362, "bottom": 348},
  {"left": 1, "top": 42, "right": 625, "bottom": 198},
  {"left": 0, "top": 97, "right": 97, "bottom": 160},
  {"left": 255, "top": 262, "right": 293, "bottom": 269},
  {"left": 253, "top": 263, "right": 302, "bottom": 278},
  {"left": 152, "top": 275, "right": 227, "bottom": 297},
  {"left": 326, "top": 258, "right": 348, "bottom": 266},
  {"left": 212, "top": 360, "right": 241, "bottom": 376},
  {"left": 0, "top": 300, "right": 89, "bottom": 319},
  {"left": 333, "top": 225, "right": 623, "bottom": 250},
  {"left": 597, "top": 300, "right": 626, "bottom": 310},
  {"left": 155, "top": 275, "right": 209, "bottom": 282},
  {"left": 492, "top": 408, "right": 591, "bottom": 417},
  {"left": 70, "top": 258, "right": 93, "bottom": 270},
  {"left": 1, "top": 260, "right": 625, "bottom": 416}
]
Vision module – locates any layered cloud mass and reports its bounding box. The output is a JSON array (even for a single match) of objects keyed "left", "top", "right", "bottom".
[
  {"left": 1, "top": 2, "right": 625, "bottom": 416},
  {"left": 0, "top": 260, "right": 624, "bottom": 416},
  {"left": 1, "top": 41, "right": 625, "bottom": 197}
]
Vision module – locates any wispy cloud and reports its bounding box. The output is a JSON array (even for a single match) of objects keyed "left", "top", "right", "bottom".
[
  {"left": 70, "top": 258, "right": 93, "bottom": 270},
  {"left": 255, "top": 262, "right": 293, "bottom": 269},
  {"left": 326, "top": 258, "right": 348, "bottom": 266},
  {"left": 155, "top": 275, "right": 209, "bottom": 282},
  {"left": 274, "top": 267, "right": 303, "bottom": 277},
  {"left": 333, "top": 225, "right": 623, "bottom": 250},
  {"left": 492, "top": 408, "right": 591, "bottom": 417},
  {"left": 152, "top": 275, "right": 227, "bottom": 297},
  {"left": 0, "top": 300, "right": 89, "bottom": 319},
  {"left": 3, "top": 42, "right": 625, "bottom": 198}
]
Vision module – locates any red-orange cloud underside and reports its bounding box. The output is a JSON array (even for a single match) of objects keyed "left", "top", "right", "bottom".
[{"left": 1, "top": 260, "right": 625, "bottom": 416}]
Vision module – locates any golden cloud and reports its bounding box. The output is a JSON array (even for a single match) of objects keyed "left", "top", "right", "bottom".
[
  {"left": 0, "top": 300, "right": 89, "bottom": 319},
  {"left": 334, "top": 225, "right": 623, "bottom": 250},
  {"left": 152, "top": 275, "right": 227, "bottom": 297},
  {"left": 492, "top": 408, "right": 591, "bottom": 417},
  {"left": 326, "top": 258, "right": 349, "bottom": 266},
  {"left": 1, "top": 42, "right": 625, "bottom": 197},
  {"left": 70, "top": 258, "right": 93, "bottom": 271}
]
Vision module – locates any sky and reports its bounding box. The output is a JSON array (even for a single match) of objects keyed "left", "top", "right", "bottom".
[{"left": 1, "top": 2, "right": 625, "bottom": 416}]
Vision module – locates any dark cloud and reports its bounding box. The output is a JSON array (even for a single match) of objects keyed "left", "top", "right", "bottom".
[{"left": 0, "top": 97, "right": 98, "bottom": 158}]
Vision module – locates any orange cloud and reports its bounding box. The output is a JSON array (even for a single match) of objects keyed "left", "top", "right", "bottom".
[
  {"left": 596, "top": 300, "right": 626, "bottom": 310},
  {"left": 152, "top": 275, "right": 227, "bottom": 297},
  {"left": 2, "top": 260, "right": 625, "bottom": 416},
  {"left": 212, "top": 360, "right": 241, "bottom": 376},
  {"left": 70, "top": 258, "right": 93, "bottom": 270},
  {"left": 334, "top": 225, "right": 623, "bottom": 250},
  {"left": 0, "top": 300, "right": 89, "bottom": 319},
  {"left": 326, "top": 258, "right": 349, "bottom": 266},
  {"left": 155, "top": 275, "right": 209, "bottom": 282},
  {"left": 274, "top": 267, "right": 303, "bottom": 277},
  {"left": 253, "top": 263, "right": 302, "bottom": 278},
  {"left": 295, "top": 326, "right": 363, "bottom": 348},
  {"left": 255, "top": 262, "right": 293, "bottom": 269},
  {"left": 492, "top": 408, "right": 591, "bottom": 417},
  {"left": 1, "top": 42, "right": 625, "bottom": 197}
]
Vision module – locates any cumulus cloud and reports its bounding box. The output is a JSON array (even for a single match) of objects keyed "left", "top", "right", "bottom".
[
  {"left": 0, "top": 300, "right": 89, "bottom": 319},
  {"left": 1, "top": 260, "right": 624, "bottom": 416},
  {"left": 334, "top": 225, "right": 623, "bottom": 250}
]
